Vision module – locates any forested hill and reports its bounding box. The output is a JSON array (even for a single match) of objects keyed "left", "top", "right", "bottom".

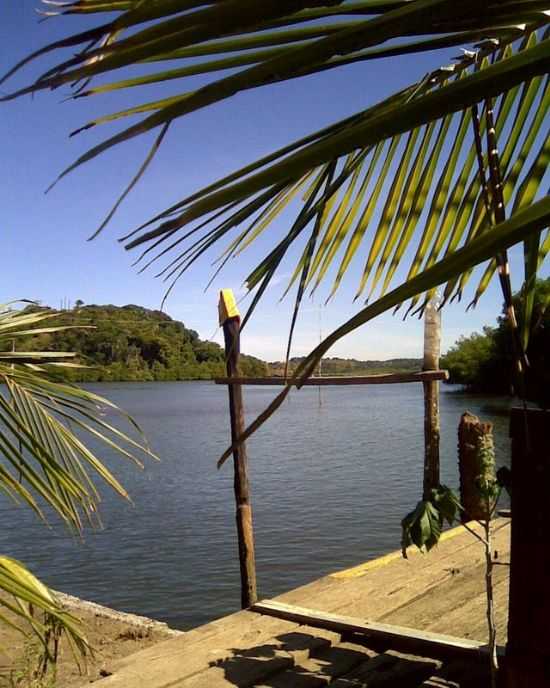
[
  {"left": 10, "top": 303, "right": 424, "bottom": 383},
  {"left": 12, "top": 304, "right": 268, "bottom": 382}
]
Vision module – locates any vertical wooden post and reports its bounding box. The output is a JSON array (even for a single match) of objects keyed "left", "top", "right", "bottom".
[
  {"left": 422, "top": 301, "right": 441, "bottom": 499},
  {"left": 504, "top": 408, "right": 550, "bottom": 687},
  {"left": 458, "top": 412, "right": 495, "bottom": 521},
  {"left": 219, "top": 289, "right": 258, "bottom": 609}
]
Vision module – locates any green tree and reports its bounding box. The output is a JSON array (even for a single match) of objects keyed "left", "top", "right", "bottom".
[
  {"left": 442, "top": 328, "right": 502, "bottom": 392},
  {"left": 442, "top": 277, "right": 550, "bottom": 403},
  {"left": 7, "top": 303, "right": 267, "bottom": 382},
  {"left": 502, "top": 277, "right": 550, "bottom": 407}
]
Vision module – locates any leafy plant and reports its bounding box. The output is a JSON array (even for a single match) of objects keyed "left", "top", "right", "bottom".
[
  {"left": 401, "top": 485, "right": 460, "bottom": 556},
  {"left": 0, "top": 303, "right": 155, "bottom": 675},
  {"left": 401, "top": 433, "right": 506, "bottom": 687}
]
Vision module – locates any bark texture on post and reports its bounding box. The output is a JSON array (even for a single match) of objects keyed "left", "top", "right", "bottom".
[
  {"left": 457, "top": 412, "right": 495, "bottom": 521},
  {"left": 422, "top": 302, "right": 441, "bottom": 499},
  {"left": 219, "top": 289, "right": 257, "bottom": 609},
  {"left": 505, "top": 408, "right": 550, "bottom": 688}
]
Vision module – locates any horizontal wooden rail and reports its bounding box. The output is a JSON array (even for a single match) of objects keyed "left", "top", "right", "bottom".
[
  {"left": 252, "top": 600, "right": 504, "bottom": 661},
  {"left": 215, "top": 370, "right": 448, "bottom": 386}
]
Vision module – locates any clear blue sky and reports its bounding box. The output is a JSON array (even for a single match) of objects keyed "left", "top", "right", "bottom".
[{"left": 2, "top": 3, "right": 545, "bottom": 361}]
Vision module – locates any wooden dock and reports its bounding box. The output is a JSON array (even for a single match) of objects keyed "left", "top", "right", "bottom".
[{"left": 90, "top": 518, "right": 510, "bottom": 688}]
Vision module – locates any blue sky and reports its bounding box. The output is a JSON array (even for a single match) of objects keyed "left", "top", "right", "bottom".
[{"left": 2, "top": 3, "right": 545, "bottom": 361}]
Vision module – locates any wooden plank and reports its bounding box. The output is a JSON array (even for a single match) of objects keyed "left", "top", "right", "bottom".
[
  {"left": 214, "top": 371, "right": 449, "bottom": 386},
  {"left": 91, "top": 521, "right": 510, "bottom": 688},
  {"left": 380, "top": 558, "right": 510, "bottom": 641},
  {"left": 98, "top": 612, "right": 303, "bottom": 687},
  {"left": 219, "top": 289, "right": 257, "bottom": 609},
  {"left": 177, "top": 626, "right": 340, "bottom": 688},
  {"left": 255, "top": 640, "right": 378, "bottom": 688},
  {"left": 329, "top": 520, "right": 476, "bottom": 580},
  {"left": 277, "top": 520, "right": 510, "bottom": 630},
  {"left": 328, "top": 650, "right": 440, "bottom": 687},
  {"left": 251, "top": 601, "right": 504, "bottom": 662}
]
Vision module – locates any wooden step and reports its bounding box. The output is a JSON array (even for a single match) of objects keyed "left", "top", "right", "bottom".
[
  {"left": 254, "top": 640, "right": 377, "bottom": 688},
  {"left": 177, "top": 626, "right": 340, "bottom": 687},
  {"left": 328, "top": 650, "right": 441, "bottom": 687}
]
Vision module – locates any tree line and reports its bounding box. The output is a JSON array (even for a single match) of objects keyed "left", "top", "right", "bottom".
[{"left": 441, "top": 278, "right": 549, "bottom": 407}]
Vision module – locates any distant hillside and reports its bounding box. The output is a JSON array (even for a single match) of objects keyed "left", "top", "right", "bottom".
[
  {"left": 7, "top": 303, "right": 423, "bottom": 382},
  {"left": 268, "top": 356, "right": 421, "bottom": 377},
  {"left": 8, "top": 304, "right": 268, "bottom": 382}
]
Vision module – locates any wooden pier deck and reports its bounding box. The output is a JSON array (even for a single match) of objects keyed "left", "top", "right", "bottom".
[{"left": 90, "top": 519, "right": 510, "bottom": 688}]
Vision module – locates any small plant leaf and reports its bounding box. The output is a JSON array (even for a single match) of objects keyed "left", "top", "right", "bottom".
[{"left": 431, "top": 484, "right": 461, "bottom": 526}]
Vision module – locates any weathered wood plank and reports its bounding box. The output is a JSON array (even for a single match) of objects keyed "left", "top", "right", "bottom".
[
  {"left": 91, "top": 521, "right": 511, "bottom": 688},
  {"left": 279, "top": 520, "right": 510, "bottom": 631},
  {"left": 177, "top": 626, "right": 340, "bottom": 688},
  {"left": 328, "top": 650, "right": 440, "bottom": 687},
  {"left": 103, "top": 612, "right": 301, "bottom": 683},
  {"left": 380, "top": 561, "right": 509, "bottom": 641},
  {"left": 214, "top": 371, "right": 449, "bottom": 386},
  {"left": 256, "top": 640, "right": 378, "bottom": 688},
  {"left": 251, "top": 601, "right": 504, "bottom": 661}
]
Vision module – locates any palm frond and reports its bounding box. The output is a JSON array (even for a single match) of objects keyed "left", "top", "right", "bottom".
[
  {"left": 0, "top": 556, "right": 89, "bottom": 671},
  {"left": 0, "top": 304, "right": 156, "bottom": 664},
  {"left": 218, "top": 195, "right": 550, "bottom": 467},
  {"left": 2, "top": 2, "right": 549, "bottom": 452},
  {"left": 108, "top": 34, "right": 548, "bottom": 328}
]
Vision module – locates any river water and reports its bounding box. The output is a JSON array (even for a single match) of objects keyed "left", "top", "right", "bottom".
[{"left": 1, "top": 382, "right": 512, "bottom": 630}]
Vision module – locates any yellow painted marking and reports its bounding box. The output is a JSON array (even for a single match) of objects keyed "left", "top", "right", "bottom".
[
  {"left": 330, "top": 523, "right": 481, "bottom": 580},
  {"left": 218, "top": 288, "right": 240, "bottom": 324}
]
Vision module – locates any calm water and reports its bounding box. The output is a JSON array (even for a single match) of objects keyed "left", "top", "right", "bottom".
[{"left": 1, "top": 382, "right": 512, "bottom": 630}]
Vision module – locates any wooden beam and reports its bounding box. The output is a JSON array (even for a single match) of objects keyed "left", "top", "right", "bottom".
[
  {"left": 215, "top": 371, "right": 449, "bottom": 386},
  {"left": 505, "top": 408, "right": 550, "bottom": 687},
  {"left": 251, "top": 600, "right": 504, "bottom": 662},
  {"left": 219, "top": 289, "right": 257, "bottom": 609}
]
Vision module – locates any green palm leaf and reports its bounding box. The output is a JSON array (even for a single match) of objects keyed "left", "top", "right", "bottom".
[
  {"left": 217, "top": 196, "right": 550, "bottom": 467},
  {"left": 0, "top": 304, "right": 156, "bottom": 669},
  {"left": 2, "top": 2, "right": 549, "bottom": 467}
]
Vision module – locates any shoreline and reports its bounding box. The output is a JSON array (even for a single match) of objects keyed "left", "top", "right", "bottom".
[{"left": 0, "top": 592, "right": 182, "bottom": 687}]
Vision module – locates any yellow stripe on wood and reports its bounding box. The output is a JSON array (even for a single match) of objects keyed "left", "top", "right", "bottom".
[
  {"left": 218, "top": 288, "right": 240, "bottom": 325},
  {"left": 330, "top": 522, "right": 483, "bottom": 579}
]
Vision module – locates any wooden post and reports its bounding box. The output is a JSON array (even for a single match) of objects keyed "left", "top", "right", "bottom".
[
  {"left": 218, "top": 289, "right": 258, "bottom": 609},
  {"left": 457, "top": 412, "right": 495, "bottom": 521},
  {"left": 422, "top": 301, "right": 441, "bottom": 499},
  {"left": 504, "top": 408, "right": 550, "bottom": 687}
]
